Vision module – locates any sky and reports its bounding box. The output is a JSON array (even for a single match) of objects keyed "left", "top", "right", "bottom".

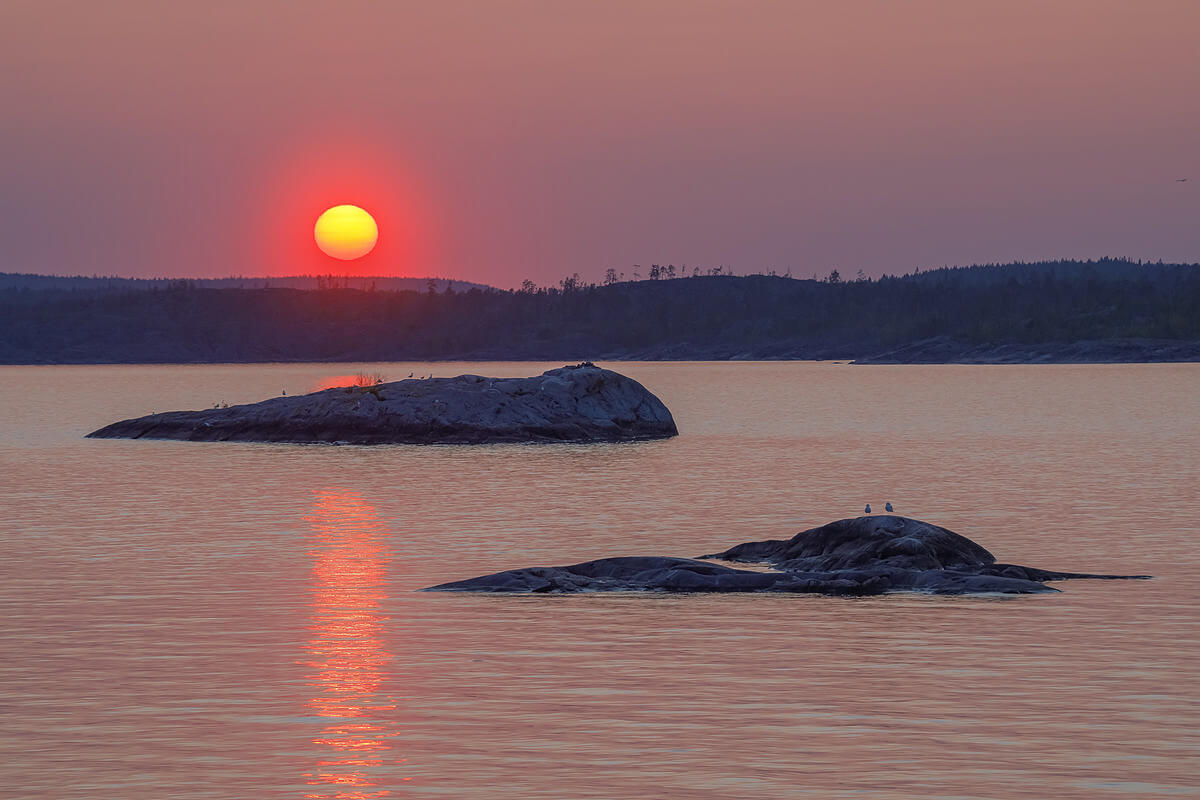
[{"left": 2, "top": 0, "right": 1197, "bottom": 288}]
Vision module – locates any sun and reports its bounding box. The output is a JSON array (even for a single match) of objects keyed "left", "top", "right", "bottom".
[{"left": 314, "top": 204, "right": 378, "bottom": 260}]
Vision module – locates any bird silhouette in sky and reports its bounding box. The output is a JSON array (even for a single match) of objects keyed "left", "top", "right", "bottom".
[{"left": 1178, "top": 178, "right": 1188, "bottom": 182}]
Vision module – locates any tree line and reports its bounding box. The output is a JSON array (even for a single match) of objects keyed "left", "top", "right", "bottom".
[{"left": 1, "top": 258, "right": 1197, "bottom": 363}]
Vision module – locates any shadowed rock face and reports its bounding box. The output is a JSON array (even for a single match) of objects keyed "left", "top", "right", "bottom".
[
  {"left": 423, "top": 556, "right": 895, "bottom": 595},
  {"left": 86, "top": 364, "right": 677, "bottom": 444},
  {"left": 424, "top": 515, "right": 1149, "bottom": 596},
  {"left": 705, "top": 515, "right": 996, "bottom": 573}
]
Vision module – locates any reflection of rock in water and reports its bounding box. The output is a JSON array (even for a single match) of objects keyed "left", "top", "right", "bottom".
[
  {"left": 425, "top": 515, "right": 1150, "bottom": 596},
  {"left": 302, "top": 488, "right": 408, "bottom": 798}
]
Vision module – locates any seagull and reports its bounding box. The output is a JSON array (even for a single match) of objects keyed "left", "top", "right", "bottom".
[
  {"left": 408, "top": 372, "right": 414, "bottom": 378},
  {"left": 281, "top": 389, "right": 286, "bottom": 395},
  {"left": 885, "top": 502, "right": 894, "bottom": 512},
  {"left": 864, "top": 504, "right": 872, "bottom": 514}
]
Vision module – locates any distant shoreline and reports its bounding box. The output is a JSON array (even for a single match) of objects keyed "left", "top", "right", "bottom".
[
  {"left": 849, "top": 336, "right": 1200, "bottom": 365},
  {"left": 4, "top": 260, "right": 1197, "bottom": 366},
  {"left": 3, "top": 338, "right": 1198, "bottom": 366}
]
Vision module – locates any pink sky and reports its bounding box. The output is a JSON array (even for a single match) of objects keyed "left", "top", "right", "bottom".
[{"left": 2, "top": 0, "right": 1197, "bottom": 287}]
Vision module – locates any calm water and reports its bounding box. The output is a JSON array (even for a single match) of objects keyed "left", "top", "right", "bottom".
[{"left": 1, "top": 362, "right": 1198, "bottom": 799}]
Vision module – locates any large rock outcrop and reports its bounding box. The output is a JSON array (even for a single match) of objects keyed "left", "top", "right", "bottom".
[
  {"left": 424, "top": 515, "right": 1149, "bottom": 595},
  {"left": 87, "top": 364, "right": 677, "bottom": 444}
]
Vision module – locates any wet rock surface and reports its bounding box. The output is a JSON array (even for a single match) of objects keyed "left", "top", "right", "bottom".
[
  {"left": 425, "top": 515, "right": 1149, "bottom": 596},
  {"left": 86, "top": 364, "right": 678, "bottom": 444}
]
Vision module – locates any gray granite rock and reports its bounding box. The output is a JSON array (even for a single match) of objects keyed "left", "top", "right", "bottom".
[
  {"left": 703, "top": 515, "right": 996, "bottom": 572},
  {"left": 424, "top": 515, "right": 1149, "bottom": 596},
  {"left": 423, "top": 556, "right": 894, "bottom": 595},
  {"left": 87, "top": 363, "right": 677, "bottom": 444}
]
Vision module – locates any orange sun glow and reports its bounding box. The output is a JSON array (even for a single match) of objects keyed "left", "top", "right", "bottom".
[{"left": 314, "top": 205, "right": 379, "bottom": 260}]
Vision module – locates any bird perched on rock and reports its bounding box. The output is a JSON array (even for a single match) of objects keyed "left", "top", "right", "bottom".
[
  {"left": 864, "top": 504, "right": 872, "bottom": 514},
  {"left": 885, "top": 502, "right": 894, "bottom": 512}
]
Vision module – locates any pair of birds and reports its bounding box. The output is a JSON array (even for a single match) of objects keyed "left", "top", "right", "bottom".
[{"left": 865, "top": 502, "right": 894, "bottom": 514}]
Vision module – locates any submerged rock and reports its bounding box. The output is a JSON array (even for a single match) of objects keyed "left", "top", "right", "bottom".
[
  {"left": 424, "top": 515, "right": 1149, "bottom": 596},
  {"left": 86, "top": 363, "right": 678, "bottom": 444}
]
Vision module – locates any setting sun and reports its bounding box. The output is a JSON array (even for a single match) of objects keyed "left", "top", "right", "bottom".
[{"left": 314, "top": 204, "right": 378, "bottom": 260}]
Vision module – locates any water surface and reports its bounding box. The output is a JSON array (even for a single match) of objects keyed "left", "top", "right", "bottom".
[{"left": 1, "top": 362, "right": 1197, "bottom": 798}]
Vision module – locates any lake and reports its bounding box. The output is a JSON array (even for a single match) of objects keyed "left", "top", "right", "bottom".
[{"left": 1, "top": 362, "right": 1197, "bottom": 799}]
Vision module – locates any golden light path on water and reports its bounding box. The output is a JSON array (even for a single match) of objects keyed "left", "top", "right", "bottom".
[{"left": 301, "top": 488, "right": 409, "bottom": 798}]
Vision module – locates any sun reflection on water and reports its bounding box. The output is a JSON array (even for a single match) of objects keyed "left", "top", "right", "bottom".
[{"left": 301, "top": 488, "right": 406, "bottom": 798}]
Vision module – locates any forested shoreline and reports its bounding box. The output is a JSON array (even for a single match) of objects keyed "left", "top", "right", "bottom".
[{"left": 2, "top": 259, "right": 1198, "bottom": 364}]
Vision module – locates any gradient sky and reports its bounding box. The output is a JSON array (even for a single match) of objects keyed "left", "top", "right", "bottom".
[{"left": 3, "top": 0, "right": 1197, "bottom": 287}]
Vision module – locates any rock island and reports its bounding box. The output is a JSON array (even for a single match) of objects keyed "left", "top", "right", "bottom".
[
  {"left": 86, "top": 363, "right": 678, "bottom": 444},
  {"left": 424, "top": 515, "right": 1148, "bottom": 595}
]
